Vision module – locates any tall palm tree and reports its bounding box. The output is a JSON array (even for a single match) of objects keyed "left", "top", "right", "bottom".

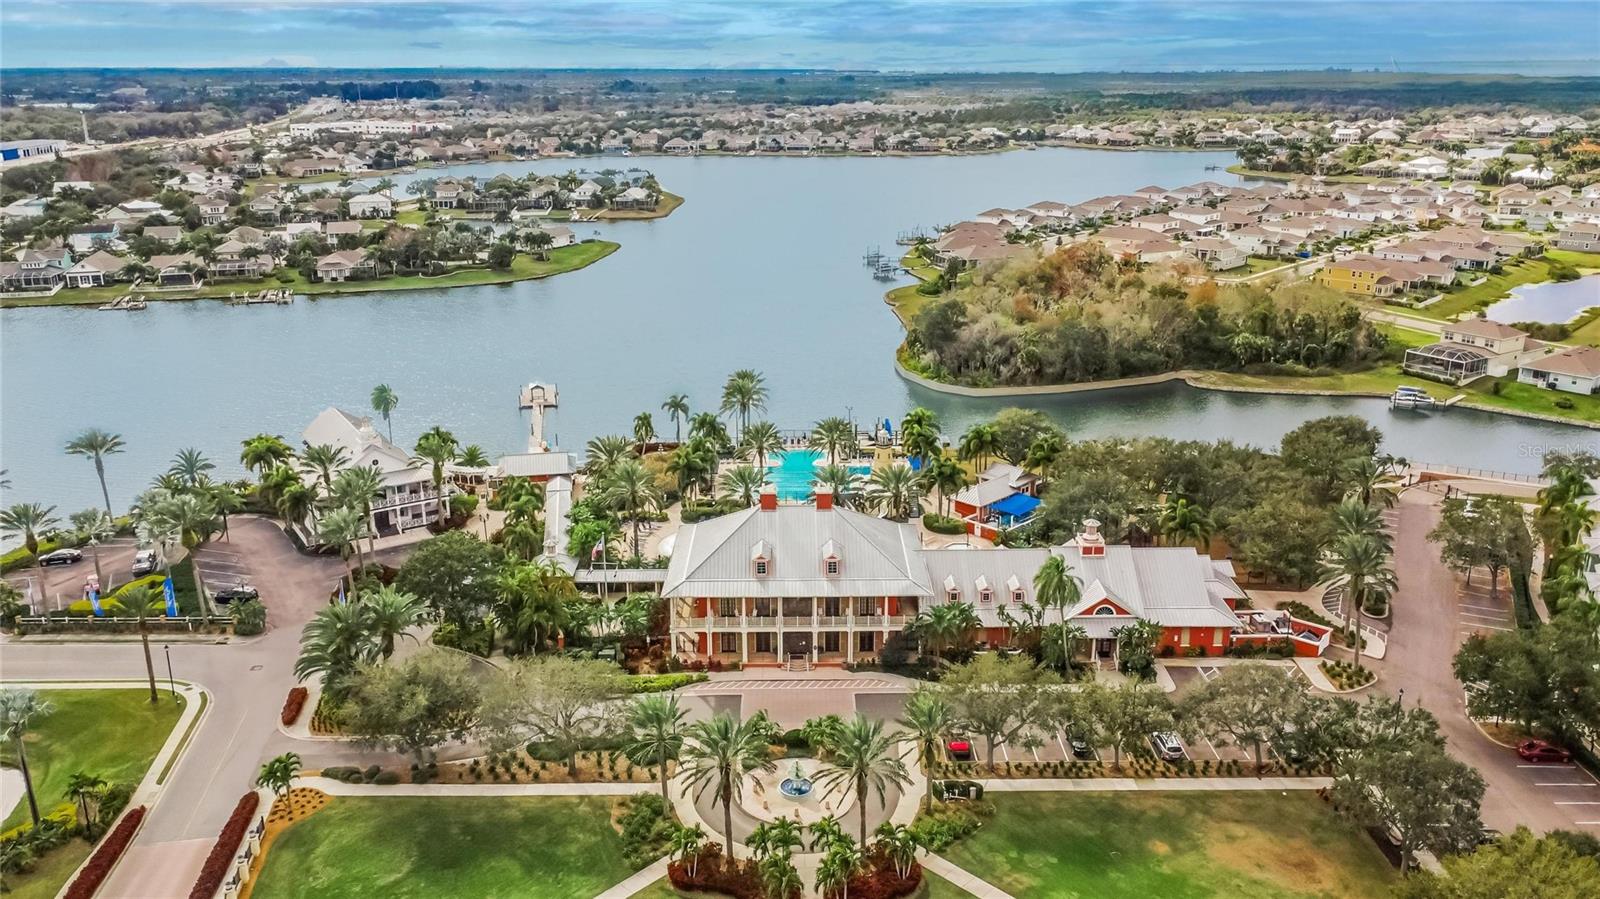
[
  {"left": 898, "top": 689, "right": 951, "bottom": 811},
  {"left": 624, "top": 694, "right": 687, "bottom": 807},
  {"left": 276, "top": 482, "right": 317, "bottom": 531},
  {"left": 144, "top": 492, "right": 219, "bottom": 618},
  {"left": 720, "top": 369, "right": 768, "bottom": 442},
  {"left": 1345, "top": 455, "right": 1399, "bottom": 509},
  {"left": 457, "top": 445, "right": 491, "bottom": 468},
  {"left": 662, "top": 394, "right": 691, "bottom": 443},
  {"left": 632, "top": 412, "right": 656, "bottom": 449},
  {"left": 239, "top": 434, "right": 295, "bottom": 475},
  {"left": 330, "top": 465, "right": 384, "bottom": 564},
  {"left": 866, "top": 465, "right": 925, "bottom": 521},
  {"left": 718, "top": 465, "right": 766, "bottom": 507},
  {"left": 64, "top": 429, "right": 125, "bottom": 516},
  {"left": 0, "top": 689, "right": 55, "bottom": 827},
  {"left": 1033, "top": 555, "right": 1083, "bottom": 668},
  {"left": 689, "top": 412, "right": 730, "bottom": 452},
  {"left": 318, "top": 506, "right": 367, "bottom": 594},
  {"left": 370, "top": 384, "right": 400, "bottom": 442},
  {"left": 813, "top": 464, "right": 861, "bottom": 509},
  {"left": 1319, "top": 531, "right": 1397, "bottom": 662},
  {"left": 1330, "top": 497, "right": 1391, "bottom": 552},
  {"left": 669, "top": 439, "right": 717, "bottom": 502},
  {"left": 584, "top": 434, "right": 636, "bottom": 480},
  {"left": 66, "top": 772, "right": 107, "bottom": 839},
  {"left": 810, "top": 417, "right": 856, "bottom": 464},
  {"left": 69, "top": 508, "right": 116, "bottom": 588},
  {"left": 900, "top": 408, "right": 941, "bottom": 464},
  {"left": 957, "top": 423, "right": 1001, "bottom": 472},
  {"left": 740, "top": 421, "right": 783, "bottom": 472},
  {"left": 294, "top": 601, "right": 379, "bottom": 685},
  {"left": 411, "top": 431, "right": 457, "bottom": 520},
  {"left": 168, "top": 447, "right": 215, "bottom": 490},
  {"left": 921, "top": 455, "right": 968, "bottom": 517},
  {"left": 119, "top": 584, "right": 163, "bottom": 703},
  {"left": 909, "top": 602, "right": 980, "bottom": 660},
  {"left": 300, "top": 443, "right": 350, "bottom": 496},
  {"left": 599, "top": 458, "right": 663, "bottom": 558},
  {"left": 815, "top": 716, "right": 910, "bottom": 846},
  {"left": 680, "top": 713, "right": 777, "bottom": 860},
  {"left": 494, "top": 559, "right": 575, "bottom": 655},
  {"left": 361, "top": 584, "right": 428, "bottom": 658},
  {"left": 1024, "top": 433, "right": 1064, "bottom": 473},
  {"left": 1157, "top": 497, "right": 1214, "bottom": 551},
  {"left": 210, "top": 483, "right": 244, "bottom": 542}
]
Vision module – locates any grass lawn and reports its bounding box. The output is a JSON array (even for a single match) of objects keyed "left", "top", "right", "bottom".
[
  {"left": 941, "top": 792, "right": 1394, "bottom": 899},
  {"left": 250, "top": 796, "right": 638, "bottom": 899},
  {"left": 1243, "top": 256, "right": 1293, "bottom": 275},
  {"left": 1225, "top": 165, "right": 1378, "bottom": 184},
  {"left": 1413, "top": 250, "right": 1600, "bottom": 322},
  {"left": 3, "top": 840, "right": 91, "bottom": 899}
]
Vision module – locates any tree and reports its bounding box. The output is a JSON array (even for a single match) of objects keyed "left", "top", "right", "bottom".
[
  {"left": 907, "top": 602, "right": 979, "bottom": 660},
  {"left": 662, "top": 393, "right": 691, "bottom": 443},
  {"left": 1452, "top": 617, "right": 1600, "bottom": 744},
  {"left": 494, "top": 559, "right": 577, "bottom": 655},
  {"left": 1113, "top": 618, "right": 1162, "bottom": 680},
  {"left": 679, "top": 713, "right": 777, "bottom": 860},
  {"left": 898, "top": 688, "right": 951, "bottom": 811},
  {"left": 813, "top": 464, "right": 861, "bottom": 509},
  {"left": 370, "top": 384, "right": 400, "bottom": 442},
  {"left": 739, "top": 421, "right": 783, "bottom": 472},
  {"left": 585, "top": 434, "right": 637, "bottom": 481},
  {"left": 256, "top": 752, "right": 301, "bottom": 801},
  {"left": 65, "top": 772, "right": 106, "bottom": 839},
  {"left": 411, "top": 430, "right": 458, "bottom": 520},
  {"left": 457, "top": 445, "right": 490, "bottom": 468},
  {"left": 990, "top": 409, "right": 1059, "bottom": 465},
  {"left": 719, "top": 369, "right": 768, "bottom": 441},
  {"left": 119, "top": 584, "right": 163, "bottom": 703},
  {"left": 632, "top": 411, "right": 656, "bottom": 448},
  {"left": 343, "top": 650, "right": 482, "bottom": 765},
  {"left": 1157, "top": 497, "right": 1213, "bottom": 550},
  {"left": 1278, "top": 416, "right": 1383, "bottom": 503},
  {"left": 816, "top": 840, "right": 865, "bottom": 899},
  {"left": 624, "top": 694, "right": 687, "bottom": 807},
  {"left": 480, "top": 656, "right": 622, "bottom": 778},
  {"left": 70, "top": 508, "right": 115, "bottom": 588},
  {"left": 239, "top": 434, "right": 295, "bottom": 474},
  {"left": 362, "top": 585, "right": 429, "bottom": 659},
  {"left": 957, "top": 422, "right": 1001, "bottom": 471},
  {"left": 299, "top": 442, "right": 349, "bottom": 495},
  {"left": 668, "top": 824, "right": 707, "bottom": 877},
  {"left": 900, "top": 408, "right": 942, "bottom": 464},
  {"left": 941, "top": 654, "right": 1056, "bottom": 769},
  {"left": 1332, "top": 740, "right": 1484, "bottom": 874},
  {"left": 865, "top": 464, "right": 925, "bottom": 521},
  {"left": 814, "top": 715, "right": 911, "bottom": 846},
  {"left": 599, "top": 457, "right": 663, "bottom": 558},
  {"left": 0, "top": 689, "right": 55, "bottom": 827},
  {"left": 1429, "top": 496, "right": 1532, "bottom": 603},
  {"left": 1319, "top": 531, "right": 1396, "bottom": 660},
  {"left": 1395, "top": 827, "right": 1600, "bottom": 899},
  {"left": 318, "top": 505, "right": 367, "bottom": 593},
  {"left": 714, "top": 464, "right": 762, "bottom": 507},
  {"left": 168, "top": 447, "right": 216, "bottom": 490},
  {"left": 394, "top": 531, "right": 503, "bottom": 630},
  {"left": 921, "top": 455, "right": 968, "bottom": 517},
  {"left": 64, "top": 429, "right": 125, "bottom": 516},
  {"left": 1180, "top": 662, "right": 1307, "bottom": 772},
  {"left": 1032, "top": 555, "right": 1082, "bottom": 669},
  {"left": 809, "top": 417, "right": 856, "bottom": 464},
  {"left": 293, "top": 601, "right": 379, "bottom": 687},
  {"left": 330, "top": 465, "right": 384, "bottom": 556},
  {"left": 143, "top": 491, "right": 219, "bottom": 619},
  {"left": 874, "top": 822, "right": 921, "bottom": 881},
  {"left": 1, "top": 502, "right": 60, "bottom": 565},
  {"left": 1099, "top": 680, "right": 1177, "bottom": 769}
]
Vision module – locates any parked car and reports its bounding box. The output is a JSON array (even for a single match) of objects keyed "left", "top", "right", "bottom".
[
  {"left": 132, "top": 549, "right": 159, "bottom": 577},
  {"left": 1067, "top": 730, "right": 1095, "bottom": 759},
  {"left": 946, "top": 738, "right": 974, "bottom": 762},
  {"left": 1149, "top": 731, "right": 1186, "bottom": 762},
  {"left": 1516, "top": 739, "right": 1572, "bottom": 763},
  {"left": 210, "top": 584, "right": 259, "bottom": 605},
  {"left": 38, "top": 548, "right": 83, "bottom": 567}
]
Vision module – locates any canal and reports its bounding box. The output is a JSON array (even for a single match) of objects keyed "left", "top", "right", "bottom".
[{"left": 1, "top": 149, "right": 1591, "bottom": 514}]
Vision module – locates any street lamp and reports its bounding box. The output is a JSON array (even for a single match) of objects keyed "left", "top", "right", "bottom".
[{"left": 163, "top": 644, "right": 176, "bottom": 697}]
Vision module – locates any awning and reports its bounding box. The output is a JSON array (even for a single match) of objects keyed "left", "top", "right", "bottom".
[{"left": 991, "top": 492, "right": 1041, "bottom": 519}]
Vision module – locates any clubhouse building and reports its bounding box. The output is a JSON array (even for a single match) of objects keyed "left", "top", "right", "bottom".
[{"left": 663, "top": 486, "right": 1330, "bottom": 670}]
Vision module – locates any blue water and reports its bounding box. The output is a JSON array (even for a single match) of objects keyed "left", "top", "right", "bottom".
[
  {"left": 1484, "top": 275, "right": 1600, "bottom": 324},
  {"left": 766, "top": 450, "right": 870, "bottom": 501}
]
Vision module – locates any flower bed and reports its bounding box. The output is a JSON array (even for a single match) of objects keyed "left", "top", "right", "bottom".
[
  {"left": 62, "top": 805, "right": 145, "bottom": 899},
  {"left": 309, "top": 689, "right": 343, "bottom": 735},
  {"left": 668, "top": 846, "right": 768, "bottom": 899},
  {"left": 623, "top": 672, "right": 708, "bottom": 693},
  {"left": 838, "top": 848, "right": 922, "bottom": 899},
  {"left": 1320, "top": 659, "right": 1375, "bottom": 690},
  {"left": 188, "top": 792, "right": 259, "bottom": 899},
  {"left": 280, "top": 686, "right": 308, "bottom": 726}
]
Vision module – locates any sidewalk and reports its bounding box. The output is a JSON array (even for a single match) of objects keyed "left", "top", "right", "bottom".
[
  {"left": 594, "top": 857, "right": 671, "bottom": 899},
  {"left": 975, "top": 776, "right": 1332, "bottom": 792},
  {"left": 297, "top": 776, "right": 652, "bottom": 797},
  {"left": 921, "top": 854, "right": 1014, "bottom": 898}
]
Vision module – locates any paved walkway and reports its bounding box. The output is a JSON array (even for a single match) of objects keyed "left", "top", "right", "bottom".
[
  {"left": 298, "top": 776, "right": 652, "bottom": 797},
  {"left": 922, "top": 854, "right": 1012, "bottom": 898},
  {"left": 593, "top": 857, "right": 671, "bottom": 899},
  {"left": 974, "top": 776, "right": 1332, "bottom": 792}
]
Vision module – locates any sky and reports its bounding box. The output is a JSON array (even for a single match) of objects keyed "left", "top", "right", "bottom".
[{"left": 1, "top": 0, "right": 1597, "bottom": 73}]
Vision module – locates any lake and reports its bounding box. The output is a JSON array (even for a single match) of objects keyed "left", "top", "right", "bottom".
[
  {"left": 1483, "top": 275, "right": 1600, "bottom": 324},
  {"left": 1, "top": 149, "right": 1590, "bottom": 517}
]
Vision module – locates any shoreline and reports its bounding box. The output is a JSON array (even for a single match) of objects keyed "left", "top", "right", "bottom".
[
  {"left": 893, "top": 359, "right": 1600, "bottom": 431},
  {"left": 0, "top": 241, "right": 620, "bottom": 310}
]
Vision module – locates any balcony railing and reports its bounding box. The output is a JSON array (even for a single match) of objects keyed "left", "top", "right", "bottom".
[
  {"left": 373, "top": 489, "right": 439, "bottom": 510},
  {"left": 711, "top": 616, "right": 742, "bottom": 628}
]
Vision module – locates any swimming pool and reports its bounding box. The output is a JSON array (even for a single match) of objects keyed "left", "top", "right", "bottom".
[{"left": 765, "top": 450, "right": 871, "bottom": 501}]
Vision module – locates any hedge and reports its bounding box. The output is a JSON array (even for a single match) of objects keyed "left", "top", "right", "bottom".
[
  {"left": 623, "top": 673, "right": 708, "bottom": 693},
  {"left": 281, "top": 687, "right": 308, "bottom": 726},
  {"left": 922, "top": 513, "right": 966, "bottom": 535},
  {"left": 63, "top": 805, "right": 145, "bottom": 899},
  {"left": 0, "top": 538, "right": 62, "bottom": 573},
  {"left": 188, "top": 792, "right": 259, "bottom": 899}
]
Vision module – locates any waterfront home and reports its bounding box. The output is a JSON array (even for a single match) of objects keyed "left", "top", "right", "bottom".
[
  {"left": 612, "top": 186, "right": 657, "bottom": 209},
  {"left": 1519, "top": 345, "right": 1600, "bottom": 395},
  {"left": 147, "top": 253, "right": 204, "bottom": 289},
  {"left": 665, "top": 490, "right": 1330, "bottom": 669},
  {"left": 1317, "top": 255, "right": 1451, "bottom": 297},
  {"left": 1403, "top": 317, "right": 1533, "bottom": 384},
  {"left": 315, "top": 249, "right": 375, "bottom": 282},
  {"left": 1375, "top": 239, "right": 1495, "bottom": 271},
  {"left": 1554, "top": 223, "right": 1600, "bottom": 253},
  {"left": 64, "top": 250, "right": 127, "bottom": 288},
  {"left": 347, "top": 192, "right": 393, "bottom": 218},
  {"left": 67, "top": 221, "right": 122, "bottom": 254},
  {"left": 0, "top": 248, "right": 72, "bottom": 291},
  {"left": 210, "top": 240, "right": 272, "bottom": 279},
  {"left": 571, "top": 180, "right": 602, "bottom": 204},
  {"left": 301, "top": 407, "right": 445, "bottom": 538}
]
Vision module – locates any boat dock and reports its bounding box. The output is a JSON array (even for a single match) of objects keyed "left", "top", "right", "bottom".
[
  {"left": 1389, "top": 386, "right": 1465, "bottom": 411},
  {"left": 519, "top": 382, "right": 559, "bottom": 451},
  {"left": 227, "top": 289, "right": 293, "bottom": 306},
  {"left": 97, "top": 294, "right": 148, "bottom": 311}
]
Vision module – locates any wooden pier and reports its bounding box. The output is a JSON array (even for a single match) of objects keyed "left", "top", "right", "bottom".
[
  {"left": 97, "top": 294, "right": 148, "bottom": 311},
  {"left": 226, "top": 288, "right": 293, "bottom": 306}
]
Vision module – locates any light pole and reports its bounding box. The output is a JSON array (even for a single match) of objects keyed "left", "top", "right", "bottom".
[{"left": 163, "top": 644, "right": 176, "bottom": 697}]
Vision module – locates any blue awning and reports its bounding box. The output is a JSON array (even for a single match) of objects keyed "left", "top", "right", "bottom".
[{"left": 991, "top": 492, "right": 1041, "bottom": 519}]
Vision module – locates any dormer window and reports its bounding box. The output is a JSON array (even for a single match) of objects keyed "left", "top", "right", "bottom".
[
  {"left": 820, "top": 539, "right": 841, "bottom": 577},
  {"left": 974, "top": 575, "right": 991, "bottom": 605},
  {"left": 947, "top": 588, "right": 961, "bottom": 603},
  {"left": 1012, "top": 589, "right": 1026, "bottom": 605},
  {"left": 1094, "top": 605, "right": 1116, "bottom": 615},
  {"left": 979, "top": 588, "right": 993, "bottom": 605},
  {"left": 825, "top": 558, "right": 839, "bottom": 576},
  {"left": 751, "top": 539, "right": 773, "bottom": 577},
  {"left": 754, "top": 559, "right": 769, "bottom": 576}
]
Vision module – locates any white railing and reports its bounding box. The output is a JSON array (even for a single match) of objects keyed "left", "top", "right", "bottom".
[
  {"left": 712, "top": 616, "right": 742, "bottom": 628},
  {"left": 373, "top": 490, "right": 439, "bottom": 510}
]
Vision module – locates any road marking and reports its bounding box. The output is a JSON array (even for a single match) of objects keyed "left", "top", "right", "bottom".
[
  {"left": 1554, "top": 801, "right": 1600, "bottom": 805},
  {"left": 1537, "top": 783, "right": 1594, "bottom": 787},
  {"left": 1459, "top": 603, "right": 1509, "bottom": 613},
  {"left": 1519, "top": 764, "right": 1575, "bottom": 769},
  {"left": 1459, "top": 611, "right": 1511, "bottom": 621}
]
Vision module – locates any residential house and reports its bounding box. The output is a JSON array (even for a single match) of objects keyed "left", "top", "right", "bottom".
[
  {"left": 146, "top": 253, "right": 204, "bottom": 289},
  {"left": 210, "top": 240, "right": 272, "bottom": 279},
  {"left": 1519, "top": 345, "right": 1600, "bottom": 395},
  {"left": 315, "top": 249, "right": 375, "bottom": 282},
  {"left": 1186, "top": 237, "right": 1247, "bottom": 270},
  {"left": 301, "top": 407, "right": 446, "bottom": 537},
  {"left": 64, "top": 250, "right": 126, "bottom": 288},
  {"left": 68, "top": 221, "right": 122, "bottom": 254},
  {"left": 1553, "top": 223, "right": 1600, "bottom": 253},
  {"left": 347, "top": 193, "right": 393, "bottom": 218},
  {"left": 612, "top": 186, "right": 657, "bottom": 210},
  {"left": 0, "top": 248, "right": 72, "bottom": 291},
  {"left": 197, "top": 194, "right": 231, "bottom": 226}
]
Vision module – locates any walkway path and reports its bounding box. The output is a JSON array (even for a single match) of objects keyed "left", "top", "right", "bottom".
[
  {"left": 594, "top": 858, "right": 672, "bottom": 899},
  {"left": 298, "top": 776, "right": 652, "bottom": 797},
  {"left": 921, "top": 854, "right": 1013, "bottom": 899}
]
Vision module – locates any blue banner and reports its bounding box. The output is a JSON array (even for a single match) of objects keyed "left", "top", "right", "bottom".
[
  {"left": 163, "top": 576, "right": 178, "bottom": 617},
  {"left": 89, "top": 589, "right": 103, "bottom": 617},
  {"left": 338, "top": 581, "right": 347, "bottom": 605}
]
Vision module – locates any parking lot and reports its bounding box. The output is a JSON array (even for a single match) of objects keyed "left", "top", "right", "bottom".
[
  {"left": 191, "top": 544, "right": 255, "bottom": 594},
  {"left": 3, "top": 536, "right": 141, "bottom": 612},
  {"left": 1455, "top": 576, "right": 1516, "bottom": 639},
  {"left": 1503, "top": 754, "right": 1600, "bottom": 831}
]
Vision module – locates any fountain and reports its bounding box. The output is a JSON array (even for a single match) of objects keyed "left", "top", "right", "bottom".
[
  {"left": 745, "top": 757, "right": 854, "bottom": 825},
  {"left": 778, "top": 761, "right": 813, "bottom": 799}
]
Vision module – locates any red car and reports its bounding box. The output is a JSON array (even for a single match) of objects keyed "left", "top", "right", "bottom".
[
  {"left": 1517, "top": 739, "right": 1572, "bottom": 763},
  {"left": 946, "top": 739, "right": 974, "bottom": 762}
]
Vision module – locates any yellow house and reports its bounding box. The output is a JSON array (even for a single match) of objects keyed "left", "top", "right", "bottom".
[{"left": 1316, "top": 258, "right": 1398, "bottom": 297}]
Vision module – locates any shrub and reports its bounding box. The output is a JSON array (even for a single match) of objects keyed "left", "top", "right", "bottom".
[
  {"left": 617, "top": 793, "right": 675, "bottom": 868},
  {"left": 97, "top": 783, "right": 134, "bottom": 831},
  {"left": 623, "top": 672, "right": 709, "bottom": 693},
  {"left": 921, "top": 513, "right": 966, "bottom": 535},
  {"left": 432, "top": 619, "right": 494, "bottom": 657},
  {"left": 188, "top": 792, "right": 259, "bottom": 899},
  {"left": 910, "top": 800, "right": 992, "bottom": 851},
  {"left": 66, "top": 598, "right": 126, "bottom": 617},
  {"left": 280, "top": 687, "right": 309, "bottom": 726},
  {"left": 319, "top": 766, "right": 360, "bottom": 781},
  {"left": 668, "top": 846, "right": 766, "bottom": 899},
  {"left": 62, "top": 805, "right": 145, "bottom": 899},
  {"left": 231, "top": 599, "right": 266, "bottom": 635},
  {"left": 362, "top": 764, "right": 381, "bottom": 783},
  {"left": 372, "top": 771, "right": 400, "bottom": 785}
]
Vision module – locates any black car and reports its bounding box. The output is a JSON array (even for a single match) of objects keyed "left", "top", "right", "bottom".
[
  {"left": 210, "top": 585, "right": 259, "bottom": 605},
  {"left": 38, "top": 548, "right": 83, "bottom": 567},
  {"left": 1067, "top": 730, "right": 1095, "bottom": 759}
]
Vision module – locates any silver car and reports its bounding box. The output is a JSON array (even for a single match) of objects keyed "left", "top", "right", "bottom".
[{"left": 1149, "top": 731, "right": 1186, "bottom": 762}]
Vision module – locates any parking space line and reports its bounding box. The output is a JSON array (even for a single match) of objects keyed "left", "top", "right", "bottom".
[
  {"left": 1555, "top": 801, "right": 1600, "bottom": 805},
  {"left": 1520, "top": 764, "right": 1575, "bottom": 769},
  {"left": 1536, "top": 782, "right": 1594, "bottom": 787},
  {"left": 1459, "top": 603, "right": 1509, "bottom": 613}
]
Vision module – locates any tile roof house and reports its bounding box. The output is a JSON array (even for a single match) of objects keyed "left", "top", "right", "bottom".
[{"left": 1519, "top": 345, "right": 1600, "bottom": 395}]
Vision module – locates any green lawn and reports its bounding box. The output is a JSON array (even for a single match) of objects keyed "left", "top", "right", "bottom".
[
  {"left": 250, "top": 796, "right": 639, "bottom": 899},
  {"left": 1243, "top": 256, "right": 1293, "bottom": 275},
  {"left": 940, "top": 792, "right": 1394, "bottom": 899},
  {"left": 1, "top": 688, "right": 185, "bottom": 831},
  {"left": 594, "top": 191, "right": 685, "bottom": 220},
  {"left": 3, "top": 840, "right": 90, "bottom": 899},
  {"left": 1414, "top": 250, "right": 1600, "bottom": 322}
]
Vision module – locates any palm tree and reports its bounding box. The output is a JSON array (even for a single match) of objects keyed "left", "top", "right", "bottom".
[
  {"left": 1319, "top": 531, "right": 1397, "bottom": 662},
  {"left": 411, "top": 430, "right": 457, "bottom": 520},
  {"left": 662, "top": 394, "right": 691, "bottom": 443},
  {"left": 144, "top": 492, "right": 218, "bottom": 619},
  {"left": 1157, "top": 497, "right": 1213, "bottom": 551},
  {"left": 898, "top": 689, "right": 951, "bottom": 811},
  {"left": 500, "top": 521, "right": 542, "bottom": 562},
  {"left": 584, "top": 434, "right": 636, "bottom": 480},
  {"left": 815, "top": 842, "right": 865, "bottom": 899},
  {"left": 866, "top": 465, "right": 925, "bottom": 521},
  {"left": 119, "top": 584, "right": 163, "bottom": 703},
  {"left": 239, "top": 434, "right": 295, "bottom": 475},
  {"left": 624, "top": 694, "right": 687, "bottom": 807},
  {"left": 65, "top": 772, "right": 107, "bottom": 839},
  {"left": 330, "top": 465, "right": 384, "bottom": 562},
  {"left": 719, "top": 369, "right": 768, "bottom": 442},
  {"left": 1033, "top": 555, "right": 1083, "bottom": 669},
  {"left": 760, "top": 855, "right": 803, "bottom": 899},
  {"left": 957, "top": 423, "right": 1001, "bottom": 472},
  {"left": 1024, "top": 433, "right": 1064, "bottom": 473},
  {"left": 370, "top": 384, "right": 400, "bottom": 442},
  {"left": 814, "top": 715, "right": 911, "bottom": 846},
  {"left": 64, "top": 429, "right": 125, "bottom": 516},
  {"left": 667, "top": 824, "right": 706, "bottom": 877},
  {"left": 300, "top": 443, "right": 349, "bottom": 496},
  {"left": 210, "top": 483, "right": 244, "bottom": 542},
  {"left": 813, "top": 464, "right": 861, "bottom": 509},
  {"left": 1346, "top": 455, "right": 1399, "bottom": 509},
  {"left": 632, "top": 412, "right": 656, "bottom": 449},
  {"left": 718, "top": 465, "right": 766, "bottom": 507},
  {"left": 1331, "top": 497, "right": 1391, "bottom": 552},
  {"left": 810, "top": 417, "right": 856, "bottom": 464},
  {"left": 69, "top": 509, "right": 116, "bottom": 587},
  {"left": 276, "top": 482, "right": 317, "bottom": 531},
  {"left": 457, "top": 445, "right": 491, "bottom": 468},
  {"left": 293, "top": 601, "right": 378, "bottom": 684},
  {"left": 256, "top": 752, "right": 301, "bottom": 801},
  {"left": 0, "top": 689, "right": 55, "bottom": 827},
  {"left": 494, "top": 559, "right": 576, "bottom": 655},
  {"left": 739, "top": 421, "right": 783, "bottom": 472},
  {"left": 808, "top": 815, "right": 847, "bottom": 852},
  {"left": 362, "top": 584, "right": 428, "bottom": 658},
  {"left": 689, "top": 412, "right": 730, "bottom": 452},
  {"left": 168, "top": 447, "right": 215, "bottom": 490},
  {"left": 318, "top": 506, "right": 367, "bottom": 594},
  {"left": 874, "top": 822, "right": 921, "bottom": 880},
  {"left": 669, "top": 439, "right": 717, "bottom": 502},
  {"left": 900, "top": 408, "right": 941, "bottom": 463},
  {"left": 599, "top": 458, "right": 663, "bottom": 558},
  {"left": 908, "top": 602, "right": 980, "bottom": 660},
  {"left": 680, "top": 713, "right": 777, "bottom": 860},
  {"left": 921, "top": 455, "right": 968, "bottom": 517}
]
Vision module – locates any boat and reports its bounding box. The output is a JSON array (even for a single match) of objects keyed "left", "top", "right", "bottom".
[{"left": 1389, "top": 386, "right": 1437, "bottom": 410}]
